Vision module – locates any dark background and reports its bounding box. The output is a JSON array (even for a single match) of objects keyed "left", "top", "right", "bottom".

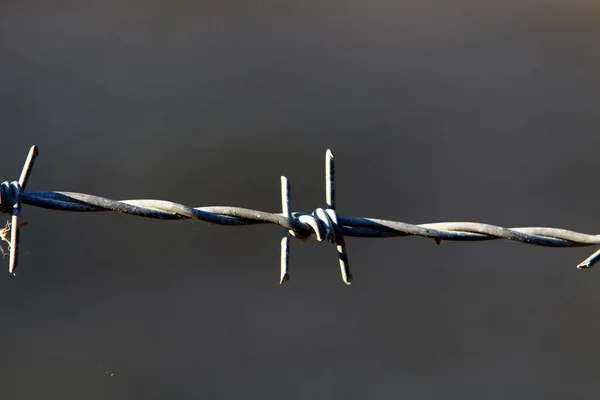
[{"left": 1, "top": 1, "right": 600, "bottom": 399}]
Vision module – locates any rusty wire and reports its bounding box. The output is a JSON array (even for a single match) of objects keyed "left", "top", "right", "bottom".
[{"left": 1, "top": 145, "right": 600, "bottom": 284}]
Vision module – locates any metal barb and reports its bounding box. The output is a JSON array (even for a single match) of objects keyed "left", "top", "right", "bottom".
[
  {"left": 2, "top": 146, "right": 38, "bottom": 275},
  {"left": 324, "top": 149, "right": 352, "bottom": 285},
  {"left": 280, "top": 176, "right": 291, "bottom": 284},
  {"left": 577, "top": 248, "right": 600, "bottom": 269},
  {"left": 326, "top": 149, "right": 335, "bottom": 209},
  {"left": 2, "top": 145, "right": 600, "bottom": 283}
]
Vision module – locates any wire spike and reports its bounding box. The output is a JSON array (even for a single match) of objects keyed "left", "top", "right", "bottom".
[
  {"left": 280, "top": 176, "right": 291, "bottom": 283},
  {"left": 577, "top": 248, "right": 600, "bottom": 269},
  {"left": 325, "top": 149, "right": 352, "bottom": 285},
  {"left": 6, "top": 146, "right": 39, "bottom": 275},
  {"left": 325, "top": 149, "right": 335, "bottom": 209},
  {"left": 19, "top": 146, "right": 39, "bottom": 191}
]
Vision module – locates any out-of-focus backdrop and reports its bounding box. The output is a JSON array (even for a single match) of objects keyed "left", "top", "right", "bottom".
[{"left": 1, "top": 1, "right": 600, "bottom": 399}]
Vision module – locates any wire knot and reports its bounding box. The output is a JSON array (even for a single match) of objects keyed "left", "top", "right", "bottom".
[
  {"left": 0, "top": 181, "right": 22, "bottom": 216},
  {"left": 292, "top": 208, "right": 342, "bottom": 244}
]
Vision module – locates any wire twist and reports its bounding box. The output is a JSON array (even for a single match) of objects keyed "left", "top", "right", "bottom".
[{"left": 1, "top": 146, "right": 600, "bottom": 283}]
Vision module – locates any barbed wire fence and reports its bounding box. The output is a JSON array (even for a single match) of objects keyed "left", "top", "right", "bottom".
[{"left": 2, "top": 145, "right": 600, "bottom": 284}]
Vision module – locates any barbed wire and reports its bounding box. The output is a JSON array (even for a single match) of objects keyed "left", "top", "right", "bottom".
[{"left": 2, "top": 146, "right": 599, "bottom": 284}]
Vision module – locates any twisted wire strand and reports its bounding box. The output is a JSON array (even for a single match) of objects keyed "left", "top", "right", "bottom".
[{"left": 2, "top": 146, "right": 600, "bottom": 283}]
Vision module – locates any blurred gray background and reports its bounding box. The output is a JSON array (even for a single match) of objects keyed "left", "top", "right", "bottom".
[{"left": 1, "top": 1, "right": 600, "bottom": 399}]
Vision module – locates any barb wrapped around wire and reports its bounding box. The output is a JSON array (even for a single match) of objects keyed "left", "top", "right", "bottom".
[{"left": 1, "top": 146, "right": 600, "bottom": 284}]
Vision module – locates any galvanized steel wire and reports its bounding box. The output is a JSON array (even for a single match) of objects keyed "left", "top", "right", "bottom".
[{"left": 2, "top": 146, "right": 600, "bottom": 284}]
